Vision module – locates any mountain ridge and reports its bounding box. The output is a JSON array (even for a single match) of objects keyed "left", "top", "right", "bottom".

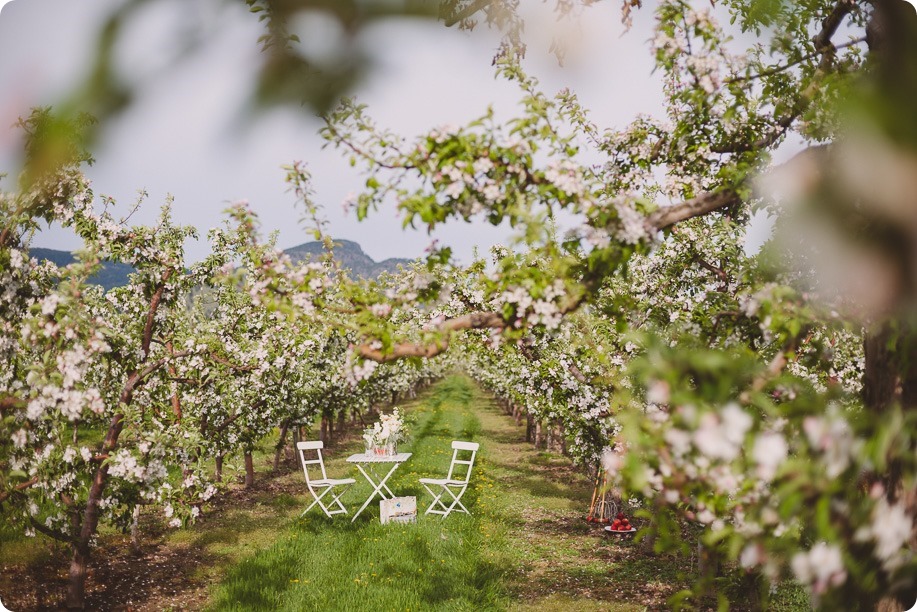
[
  {"left": 284, "top": 239, "right": 410, "bottom": 279},
  {"left": 26, "top": 239, "right": 409, "bottom": 290}
]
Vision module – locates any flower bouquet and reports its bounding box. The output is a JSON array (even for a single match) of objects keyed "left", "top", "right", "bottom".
[{"left": 363, "top": 408, "right": 407, "bottom": 456}]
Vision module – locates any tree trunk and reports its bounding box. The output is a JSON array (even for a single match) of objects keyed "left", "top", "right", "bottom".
[
  {"left": 863, "top": 323, "right": 917, "bottom": 501},
  {"left": 526, "top": 414, "right": 534, "bottom": 443},
  {"left": 856, "top": 21, "right": 917, "bottom": 612},
  {"left": 130, "top": 505, "right": 141, "bottom": 551},
  {"left": 274, "top": 422, "right": 289, "bottom": 471},
  {"left": 67, "top": 459, "right": 114, "bottom": 609},
  {"left": 320, "top": 415, "right": 330, "bottom": 444},
  {"left": 67, "top": 544, "right": 90, "bottom": 609},
  {"left": 214, "top": 453, "right": 224, "bottom": 483},
  {"left": 641, "top": 526, "right": 657, "bottom": 554},
  {"left": 244, "top": 451, "right": 254, "bottom": 488},
  {"left": 534, "top": 420, "right": 544, "bottom": 449},
  {"left": 697, "top": 535, "right": 720, "bottom": 603},
  {"left": 863, "top": 322, "right": 917, "bottom": 610},
  {"left": 556, "top": 421, "right": 567, "bottom": 455}
]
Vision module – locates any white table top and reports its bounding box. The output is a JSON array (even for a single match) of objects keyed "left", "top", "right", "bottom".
[{"left": 346, "top": 453, "right": 412, "bottom": 463}]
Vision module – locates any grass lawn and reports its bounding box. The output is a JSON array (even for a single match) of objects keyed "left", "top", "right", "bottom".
[{"left": 209, "top": 376, "right": 509, "bottom": 611}]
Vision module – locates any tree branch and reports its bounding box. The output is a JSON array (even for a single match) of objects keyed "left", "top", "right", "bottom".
[
  {"left": 725, "top": 36, "right": 866, "bottom": 85},
  {"left": 357, "top": 144, "right": 831, "bottom": 364},
  {"left": 358, "top": 311, "right": 504, "bottom": 362},
  {"left": 120, "top": 349, "right": 194, "bottom": 406},
  {"left": 645, "top": 189, "right": 741, "bottom": 231},
  {"left": 360, "top": 187, "right": 744, "bottom": 364},
  {"left": 442, "top": 0, "right": 491, "bottom": 27},
  {"left": 29, "top": 517, "right": 76, "bottom": 544},
  {"left": 0, "top": 395, "right": 26, "bottom": 417},
  {"left": 814, "top": 0, "right": 857, "bottom": 55},
  {"left": 0, "top": 477, "right": 40, "bottom": 504},
  {"left": 166, "top": 341, "right": 182, "bottom": 422},
  {"left": 693, "top": 256, "right": 730, "bottom": 284},
  {"left": 209, "top": 352, "right": 256, "bottom": 372},
  {"left": 212, "top": 412, "right": 244, "bottom": 435},
  {"left": 141, "top": 269, "right": 173, "bottom": 358},
  {"left": 713, "top": 0, "right": 856, "bottom": 154},
  {"left": 739, "top": 331, "right": 808, "bottom": 402}
]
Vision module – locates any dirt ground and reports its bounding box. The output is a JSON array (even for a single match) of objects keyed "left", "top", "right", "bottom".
[{"left": 0, "top": 462, "right": 306, "bottom": 612}]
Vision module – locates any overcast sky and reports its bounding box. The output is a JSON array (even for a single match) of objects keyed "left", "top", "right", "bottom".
[{"left": 0, "top": 0, "right": 713, "bottom": 264}]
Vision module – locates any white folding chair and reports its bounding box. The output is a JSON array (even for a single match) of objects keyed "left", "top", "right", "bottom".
[
  {"left": 419, "top": 441, "right": 479, "bottom": 518},
  {"left": 297, "top": 441, "right": 356, "bottom": 518}
]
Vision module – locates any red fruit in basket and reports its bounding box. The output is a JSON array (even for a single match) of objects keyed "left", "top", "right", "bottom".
[{"left": 616, "top": 512, "right": 626, "bottom": 520}]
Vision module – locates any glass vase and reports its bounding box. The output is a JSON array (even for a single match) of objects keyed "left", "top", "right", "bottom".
[{"left": 384, "top": 438, "right": 397, "bottom": 457}]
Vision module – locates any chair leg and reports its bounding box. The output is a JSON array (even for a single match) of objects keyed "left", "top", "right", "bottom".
[
  {"left": 422, "top": 485, "right": 471, "bottom": 518},
  {"left": 328, "top": 482, "right": 354, "bottom": 515},
  {"left": 422, "top": 483, "right": 448, "bottom": 516},
  {"left": 422, "top": 484, "right": 473, "bottom": 517},
  {"left": 442, "top": 485, "right": 470, "bottom": 516},
  {"left": 302, "top": 485, "right": 334, "bottom": 517}
]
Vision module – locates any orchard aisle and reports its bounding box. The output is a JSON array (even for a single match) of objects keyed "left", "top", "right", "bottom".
[{"left": 210, "top": 375, "right": 682, "bottom": 611}]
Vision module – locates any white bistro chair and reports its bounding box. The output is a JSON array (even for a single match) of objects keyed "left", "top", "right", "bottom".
[
  {"left": 419, "top": 440, "right": 479, "bottom": 518},
  {"left": 297, "top": 441, "right": 356, "bottom": 518}
]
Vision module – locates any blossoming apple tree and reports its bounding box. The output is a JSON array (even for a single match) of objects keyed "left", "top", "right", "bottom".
[{"left": 0, "top": 112, "right": 448, "bottom": 608}]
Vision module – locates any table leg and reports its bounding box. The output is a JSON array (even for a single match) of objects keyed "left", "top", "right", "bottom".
[
  {"left": 351, "top": 462, "right": 404, "bottom": 522},
  {"left": 374, "top": 463, "right": 401, "bottom": 498},
  {"left": 351, "top": 464, "right": 379, "bottom": 522}
]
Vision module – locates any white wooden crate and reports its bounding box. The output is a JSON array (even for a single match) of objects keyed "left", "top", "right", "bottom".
[{"left": 380, "top": 496, "right": 416, "bottom": 524}]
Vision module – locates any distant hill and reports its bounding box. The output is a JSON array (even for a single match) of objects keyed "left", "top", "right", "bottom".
[
  {"left": 284, "top": 239, "right": 411, "bottom": 279},
  {"left": 27, "top": 240, "right": 409, "bottom": 290},
  {"left": 28, "top": 248, "right": 135, "bottom": 291}
]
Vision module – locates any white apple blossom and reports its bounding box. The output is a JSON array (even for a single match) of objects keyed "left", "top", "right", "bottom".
[
  {"left": 752, "top": 432, "right": 788, "bottom": 481},
  {"left": 791, "top": 542, "right": 847, "bottom": 594}
]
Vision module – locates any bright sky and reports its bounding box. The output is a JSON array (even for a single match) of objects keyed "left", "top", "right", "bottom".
[{"left": 0, "top": 0, "right": 734, "bottom": 264}]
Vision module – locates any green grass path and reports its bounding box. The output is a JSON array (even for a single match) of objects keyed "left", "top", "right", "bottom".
[{"left": 208, "top": 375, "right": 656, "bottom": 611}]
